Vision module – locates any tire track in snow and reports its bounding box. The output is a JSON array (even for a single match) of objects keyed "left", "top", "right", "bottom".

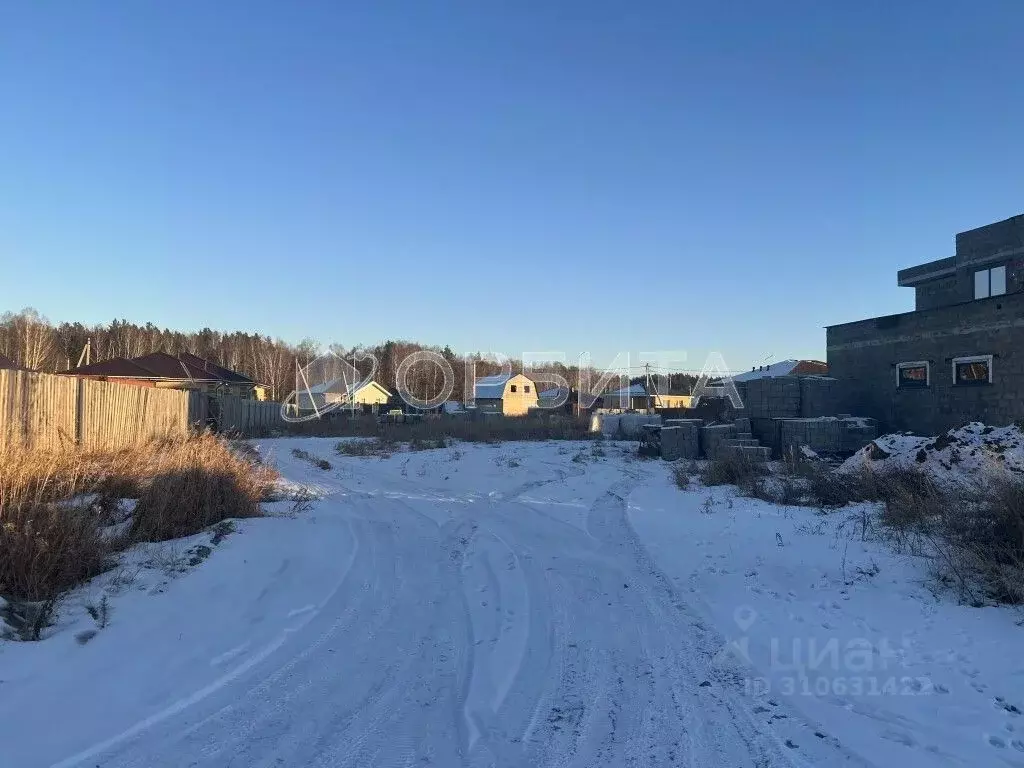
[
  {"left": 50, "top": 515, "right": 364, "bottom": 768},
  {"left": 461, "top": 527, "right": 531, "bottom": 759},
  {"left": 586, "top": 470, "right": 876, "bottom": 767}
]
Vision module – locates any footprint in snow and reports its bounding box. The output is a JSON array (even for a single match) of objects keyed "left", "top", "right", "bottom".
[{"left": 881, "top": 729, "right": 916, "bottom": 748}]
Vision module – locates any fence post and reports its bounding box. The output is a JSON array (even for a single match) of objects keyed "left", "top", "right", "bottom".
[{"left": 75, "top": 377, "right": 85, "bottom": 446}]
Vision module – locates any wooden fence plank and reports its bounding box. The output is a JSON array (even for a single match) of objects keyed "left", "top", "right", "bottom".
[{"left": 0, "top": 371, "right": 288, "bottom": 449}]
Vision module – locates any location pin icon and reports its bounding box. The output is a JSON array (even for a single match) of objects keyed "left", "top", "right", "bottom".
[{"left": 734, "top": 606, "right": 757, "bottom": 632}]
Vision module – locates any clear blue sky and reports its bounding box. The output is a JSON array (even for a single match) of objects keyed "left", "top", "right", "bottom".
[{"left": 1, "top": 1, "right": 1022, "bottom": 372}]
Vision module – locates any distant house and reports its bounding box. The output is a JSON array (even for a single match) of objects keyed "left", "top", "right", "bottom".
[
  {"left": 63, "top": 352, "right": 256, "bottom": 398},
  {"left": 598, "top": 383, "right": 666, "bottom": 411},
  {"left": 732, "top": 360, "right": 828, "bottom": 382},
  {"left": 654, "top": 392, "right": 693, "bottom": 409},
  {"left": 474, "top": 373, "right": 538, "bottom": 416},
  {"left": 537, "top": 386, "right": 600, "bottom": 414},
  {"left": 594, "top": 384, "right": 693, "bottom": 411},
  {"left": 296, "top": 378, "right": 392, "bottom": 412}
]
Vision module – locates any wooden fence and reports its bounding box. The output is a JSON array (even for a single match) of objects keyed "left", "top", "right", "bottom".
[
  {"left": 0, "top": 370, "right": 289, "bottom": 450},
  {"left": 188, "top": 392, "right": 291, "bottom": 437}
]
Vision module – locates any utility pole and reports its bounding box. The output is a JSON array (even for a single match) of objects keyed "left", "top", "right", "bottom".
[
  {"left": 76, "top": 338, "right": 91, "bottom": 368},
  {"left": 644, "top": 362, "right": 652, "bottom": 413}
]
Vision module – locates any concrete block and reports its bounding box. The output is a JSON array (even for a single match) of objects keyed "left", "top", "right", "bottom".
[
  {"left": 701, "top": 424, "right": 737, "bottom": 459},
  {"left": 662, "top": 422, "right": 701, "bottom": 460},
  {"left": 732, "top": 445, "right": 770, "bottom": 462}
]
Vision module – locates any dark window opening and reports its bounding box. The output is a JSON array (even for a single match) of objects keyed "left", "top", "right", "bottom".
[
  {"left": 510, "top": 384, "right": 517, "bottom": 393},
  {"left": 954, "top": 358, "right": 992, "bottom": 385},
  {"left": 897, "top": 364, "right": 928, "bottom": 389},
  {"left": 524, "top": 385, "right": 530, "bottom": 393}
]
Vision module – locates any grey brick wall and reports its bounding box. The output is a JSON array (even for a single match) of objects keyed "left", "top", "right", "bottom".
[
  {"left": 916, "top": 275, "right": 964, "bottom": 310},
  {"left": 956, "top": 214, "right": 1024, "bottom": 262},
  {"left": 911, "top": 214, "right": 1024, "bottom": 311},
  {"left": 827, "top": 291, "right": 1024, "bottom": 434},
  {"left": 744, "top": 377, "right": 801, "bottom": 419},
  {"left": 777, "top": 417, "right": 877, "bottom": 455},
  {"left": 799, "top": 377, "right": 840, "bottom": 417},
  {"left": 914, "top": 262, "right": 1024, "bottom": 310}
]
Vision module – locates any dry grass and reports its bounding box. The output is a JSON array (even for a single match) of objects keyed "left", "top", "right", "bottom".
[
  {"left": 335, "top": 438, "right": 397, "bottom": 457},
  {"left": 699, "top": 453, "right": 769, "bottom": 488},
  {"left": 0, "top": 433, "right": 276, "bottom": 607},
  {"left": 131, "top": 434, "right": 276, "bottom": 542},
  {"left": 672, "top": 460, "right": 696, "bottom": 490},
  {"left": 737, "top": 454, "right": 1024, "bottom": 606},
  {"left": 290, "top": 448, "right": 332, "bottom": 471},
  {"left": 874, "top": 474, "right": 1024, "bottom": 605}
]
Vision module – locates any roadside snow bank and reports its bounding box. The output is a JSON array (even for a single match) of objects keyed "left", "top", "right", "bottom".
[
  {"left": 629, "top": 474, "right": 1024, "bottom": 766},
  {"left": 839, "top": 422, "right": 1024, "bottom": 485}
]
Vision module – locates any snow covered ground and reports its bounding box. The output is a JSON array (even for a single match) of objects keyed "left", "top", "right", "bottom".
[{"left": 0, "top": 437, "right": 1020, "bottom": 767}]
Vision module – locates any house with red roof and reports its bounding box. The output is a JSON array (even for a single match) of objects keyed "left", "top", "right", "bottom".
[{"left": 62, "top": 352, "right": 256, "bottom": 398}]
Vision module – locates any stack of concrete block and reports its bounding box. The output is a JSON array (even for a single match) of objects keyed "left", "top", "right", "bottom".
[
  {"left": 744, "top": 376, "right": 802, "bottom": 419},
  {"left": 664, "top": 418, "right": 703, "bottom": 427},
  {"left": 729, "top": 444, "right": 771, "bottom": 462},
  {"left": 749, "top": 417, "right": 780, "bottom": 450},
  {"left": 799, "top": 377, "right": 840, "bottom": 418},
  {"left": 775, "top": 415, "right": 879, "bottom": 455},
  {"left": 661, "top": 420, "right": 701, "bottom": 460},
  {"left": 839, "top": 416, "right": 878, "bottom": 453},
  {"left": 719, "top": 429, "right": 771, "bottom": 462},
  {"left": 734, "top": 416, "right": 752, "bottom": 435},
  {"left": 779, "top": 417, "right": 843, "bottom": 454},
  {"left": 701, "top": 424, "right": 737, "bottom": 459},
  {"left": 660, "top": 426, "right": 682, "bottom": 460}
]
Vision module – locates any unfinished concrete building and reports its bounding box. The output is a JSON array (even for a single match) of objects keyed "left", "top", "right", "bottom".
[{"left": 828, "top": 213, "right": 1024, "bottom": 435}]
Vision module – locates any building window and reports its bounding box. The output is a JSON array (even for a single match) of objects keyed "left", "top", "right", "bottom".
[
  {"left": 896, "top": 361, "right": 929, "bottom": 389},
  {"left": 524, "top": 385, "right": 530, "bottom": 393},
  {"left": 952, "top": 355, "right": 993, "bottom": 385},
  {"left": 510, "top": 384, "right": 517, "bottom": 393},
  {"left": 974, "top": 266, "right": 1007, "bottom": 299}
]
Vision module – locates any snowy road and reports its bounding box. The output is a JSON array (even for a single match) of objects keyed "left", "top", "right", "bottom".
[{"left": 5, "top": 440, "right": 878, "bottom": 767}]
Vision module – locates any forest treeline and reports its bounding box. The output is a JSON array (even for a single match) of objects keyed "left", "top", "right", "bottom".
[{"left": 0, "top": 308, "right": 697, "bottom": 402}]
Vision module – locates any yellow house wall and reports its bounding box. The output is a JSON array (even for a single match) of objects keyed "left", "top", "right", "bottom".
[
  {"left": 501, "top": 374, "right": 539, "bottom": 416},
  {"left": 352, "top": 384, "right": 390, "bottom": 405},
  {"left": 322, "top": 383, "right": 390, "bottom": 406},
  {"left": 656, "top": 394, "right": 693, "bottom": 409}
]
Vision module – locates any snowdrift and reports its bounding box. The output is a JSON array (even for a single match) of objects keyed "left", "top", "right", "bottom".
[{"left": 839, "top": 421, "right": 1024, "bottom": 484}]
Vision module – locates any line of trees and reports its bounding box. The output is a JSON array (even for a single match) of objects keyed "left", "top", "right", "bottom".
[{"left": 0, "top": 308, "right": 696, "bottom": 404}]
